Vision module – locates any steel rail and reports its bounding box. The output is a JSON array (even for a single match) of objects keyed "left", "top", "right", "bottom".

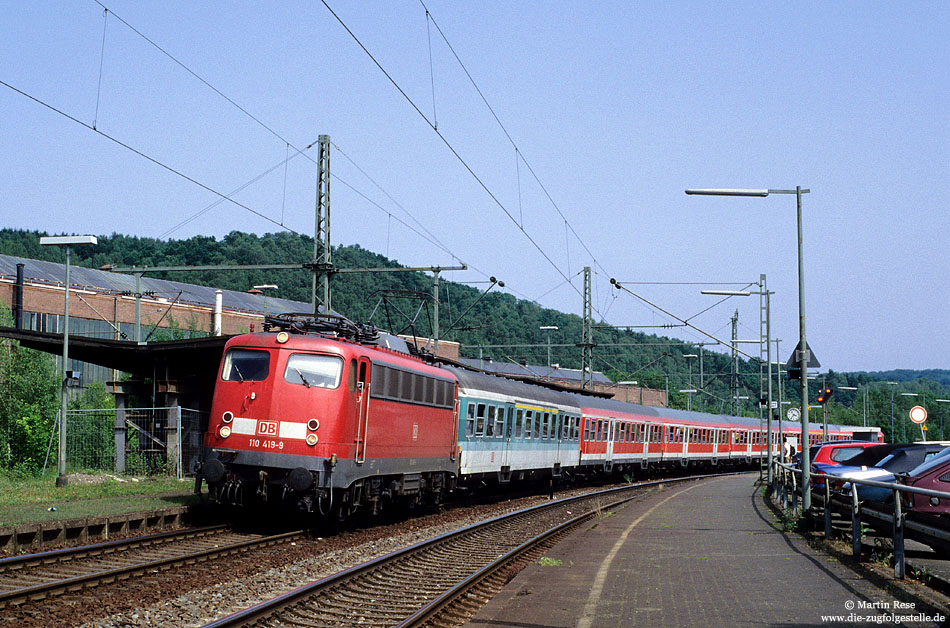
[
  {"left": 394, "top": 498, "right": 611, "bottom": 628},
  {"left": 0, "top": 528, "right": 303, "bottom": 608},
  {"left": 0, "top": 524, "right": 228, "bottom": 571},
  {"left": 202, "top": 473, "right": 733, "bottom": 628}
]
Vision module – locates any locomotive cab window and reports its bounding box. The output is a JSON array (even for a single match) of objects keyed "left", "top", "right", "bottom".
[
  {"left": 222, "top": 348, "right": 270, "bottom": 381},
  {"left": 283, "top": 354, "right": 343, "bottom": 389}
]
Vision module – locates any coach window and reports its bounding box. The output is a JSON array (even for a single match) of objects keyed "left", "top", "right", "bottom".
[
  {"left": 475, "top": 403, "right": 487, "bottom": 436},
  {"left": 504, "top": 407, "right": 513, "bottom": 438},
  {"left": 284, "top": 354, "right": 343, "bottom": 389},
  {"left": 486, "top": 405, "right": 496, "bottom": 437},
  {"left": 498, "top": 406, "right": 506, "bottom": 436},
  {"left": 465, "top": 404, "right": 476, "bottom": 437},
  {"left": 514, "top": 409, "right": 524, "bottom": 438},
  {"left": 534, "top": 413, "right": 543, "bottom": 439},
  {"left": 222, "top": 348, "right": 270, "bottom": 381},
  {"left": 524, "top": 410, "right": 533, "bottom": 439}
]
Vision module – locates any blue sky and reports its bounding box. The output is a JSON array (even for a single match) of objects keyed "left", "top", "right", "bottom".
[{"left": 1, "top": 2, "right": 947, "bottom": 372}]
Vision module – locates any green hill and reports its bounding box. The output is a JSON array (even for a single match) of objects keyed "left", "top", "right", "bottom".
[{"left": 3, "top": 228, "right": 948, "bottom": 441}]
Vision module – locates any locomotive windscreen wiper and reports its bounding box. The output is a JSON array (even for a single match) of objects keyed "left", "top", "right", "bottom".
[
  {"left": 294, "top": 367, "right": 313, "bottom": 388},
  {"left": 232, "top": 364, "right": 245, "bottom": 381}
]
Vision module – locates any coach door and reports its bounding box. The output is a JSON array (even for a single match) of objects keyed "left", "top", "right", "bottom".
[
  {"left": 500, "top": 406, "right": 514, "bottom": 472},
  {"left": 354, "top": 358, "right": 371, "bottom": 464},
  {"left": 606, "top": 419, "right": 616, "bottom": 464}
]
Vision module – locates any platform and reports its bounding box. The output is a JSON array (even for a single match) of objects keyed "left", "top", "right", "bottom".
[{"left": 465, "top": 474, "right": 948, "bottom": 628}]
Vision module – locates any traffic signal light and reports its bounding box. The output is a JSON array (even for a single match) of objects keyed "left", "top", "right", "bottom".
[{"left": 817, "top": 386, "right": 834, "bottom": 404}]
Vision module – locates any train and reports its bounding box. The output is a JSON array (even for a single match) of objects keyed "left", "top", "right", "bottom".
[{"left": 197, "top": 314, "right": 882, "bottom": 519}]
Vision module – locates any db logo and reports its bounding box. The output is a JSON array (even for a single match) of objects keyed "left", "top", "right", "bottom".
[{"left": 258, "top": 421, "right": 278, "bottom": 436}]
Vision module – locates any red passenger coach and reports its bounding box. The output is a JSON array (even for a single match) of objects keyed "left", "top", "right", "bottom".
[{"left": 199, "top": 315, "right": 459, "bottom": 518}]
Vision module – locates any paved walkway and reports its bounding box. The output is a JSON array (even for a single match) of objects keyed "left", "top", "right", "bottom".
[{"left": 465, "top": 474, "right": 948, "bottom": 628}]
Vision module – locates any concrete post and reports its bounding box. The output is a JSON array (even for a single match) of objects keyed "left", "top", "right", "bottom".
[
  {"left": 165, "top": 392, "right": 181, "bottom": 478},
  {"left": 114, "top": 391, "right": 127, "bottom": 473}
]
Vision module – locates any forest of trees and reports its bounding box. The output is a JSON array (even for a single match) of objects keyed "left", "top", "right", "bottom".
[{"left": 1, "top": 227, "right": 948, "bottom": 473}]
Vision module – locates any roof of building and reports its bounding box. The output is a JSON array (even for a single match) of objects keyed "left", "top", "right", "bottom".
[{"left": 0, "top": 253, "right": 311, "bottom": 316}]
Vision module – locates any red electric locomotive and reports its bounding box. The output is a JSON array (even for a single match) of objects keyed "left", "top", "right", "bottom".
[{"left": 199, "top": 315, "right": 459, "bottom": 518}]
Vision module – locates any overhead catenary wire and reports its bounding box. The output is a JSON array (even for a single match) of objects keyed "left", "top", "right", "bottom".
[
  {"left": 82, "top": 1, "right": 593, "bottom": 313},
  {"left": 91, "top": 0, "right": 297, "bottom": 154},
  {"left": 0, "top": 77, "right": 302, "bottom": 237},
  {"left": 321, "top": 0, "right": 604, "bottom": 319},
  {"left": 417, "top": 0, "right": 614, "bottom": 289},
  {"left": 91, "top": 0, "right": 475, "bottom": 272},
  {"left": 611, "top": 279, "right": 758, "bottom": 361},
  {"left": 93, "top": 7, "right": 108, "bottom": 130},
  {"left": 159, "top": 141, "right": 318, "bottom": 239}
]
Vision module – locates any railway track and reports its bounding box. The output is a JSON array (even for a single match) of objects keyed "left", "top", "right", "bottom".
[
  {"left": 202, "top": 475, "right": 712, "bottom": 628},
  {"left": 0, "top": 524, "right": 304, "bottom": 608}
]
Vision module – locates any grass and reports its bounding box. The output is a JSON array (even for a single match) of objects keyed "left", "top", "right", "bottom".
[{"left": 0, "top": 470, "right": 199, "bottom": 527}]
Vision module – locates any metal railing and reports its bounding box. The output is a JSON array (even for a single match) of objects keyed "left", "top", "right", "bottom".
[
  {"left": 63, "top": 407, "right": 207, "bottom": 479},
  {"left": 771, "top": 460, "right": 950, "bottom": 579}
]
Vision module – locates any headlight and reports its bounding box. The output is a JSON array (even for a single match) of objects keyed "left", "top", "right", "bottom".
[
  {"left": 219, "top": 425, "right": 232, "bottom": 438},
  {"left": 307, "top": 418, "right": 320, "bottom": 431},
  {"left": 276, "top": 331, "right": 290, "bottom": 344},
  {"left": 306, "top": 433, "right": 319, "bottom": 446},
  {"left": 222, "top": 411, "right": 233, "bottom": 424}
]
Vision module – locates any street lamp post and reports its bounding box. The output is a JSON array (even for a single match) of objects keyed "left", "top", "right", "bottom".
[
  {"left": 837, "top": 386, "right": 866, "bottom": 427},
  {"left": 683, "top": 354, "right": 697, "bottom": 411},
  {"left": 886, "top": 382, "right": 898, "bottom": 443},
  {"left": 617, "top": 381, "right": 638, "bottom": 403},
  {"left": 40, "top": 235, "right": 98, "bottom": 487},
  {"left": 936, "top": 399, "right": 949, "bottom": 441},
  {"left": 686, "top": 186, "right": 812, "bottom": 509},
  {"left": 540, "top": 326, "right": 558, "bottom": 378}
]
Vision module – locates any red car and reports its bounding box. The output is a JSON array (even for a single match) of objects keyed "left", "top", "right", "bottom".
[
  {"left": 897, "top": 448, "right": 950, "bottom": 516},
  {"left": 808, "top": 441, "right": 881, "bottom": 486},
  {"left": 812, "top": 441, "right": 881, "bottom": 465}
]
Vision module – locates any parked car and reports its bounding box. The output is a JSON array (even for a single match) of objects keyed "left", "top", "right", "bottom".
[
  {"left": 792, "top": 441, "right": 879, "bottom": 468},
  {"left": 796, "top": 441, "right": 882, "bottom": 487},
  {"left": 826, "top": 444, "right": 949, "bottom": 501},
  {"left": 897, "top": 447, "right": 950, "bottom": 516}
]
